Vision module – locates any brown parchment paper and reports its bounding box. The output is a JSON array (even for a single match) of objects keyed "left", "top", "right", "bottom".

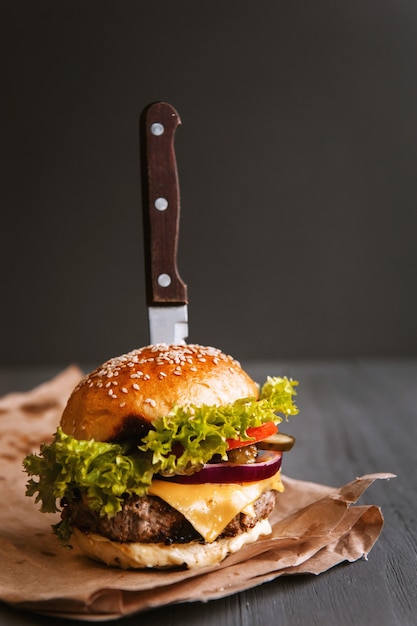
[{"left": 0, "top": 367, "right": 395, "bottom": 621}]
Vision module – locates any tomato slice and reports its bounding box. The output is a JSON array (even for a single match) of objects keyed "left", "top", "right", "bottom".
[{"left": 226, "top": 421, "right": 277, "bottom": 450}]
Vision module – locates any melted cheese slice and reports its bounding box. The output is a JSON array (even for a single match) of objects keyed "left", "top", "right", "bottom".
[{"left": 148, "top": 471, "right": 284, "bottom": 543}]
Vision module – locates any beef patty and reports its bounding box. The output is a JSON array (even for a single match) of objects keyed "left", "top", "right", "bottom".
[{"left": 63, "top": 490, "right": 277, "bottom": 544}]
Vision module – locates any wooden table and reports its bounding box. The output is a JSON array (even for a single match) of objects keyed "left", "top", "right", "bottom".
[{"left": 0, "top": 359, "right": 415, "bottom": 625}]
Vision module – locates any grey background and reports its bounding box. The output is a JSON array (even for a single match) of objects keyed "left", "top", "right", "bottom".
[{"left": 2, "top": 0, "right": 417, "bottom": 367}]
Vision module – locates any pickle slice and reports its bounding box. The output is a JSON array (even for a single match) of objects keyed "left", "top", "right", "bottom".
[{"left": 257, "top": 432, "right": 295, "bottom": 452}]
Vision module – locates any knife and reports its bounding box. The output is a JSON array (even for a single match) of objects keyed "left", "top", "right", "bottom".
[{"left": 140, "top": 101, "right": 189, "bottom": 345}]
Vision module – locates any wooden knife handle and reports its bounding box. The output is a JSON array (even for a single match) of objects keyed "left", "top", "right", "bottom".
[{"left": 140, "top": 102, "right": 188, "bottom": 305}]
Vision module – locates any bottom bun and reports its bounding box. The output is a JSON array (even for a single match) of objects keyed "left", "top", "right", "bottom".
[{"left": 72, "top": 519, "right": 272, "bottom": 570}]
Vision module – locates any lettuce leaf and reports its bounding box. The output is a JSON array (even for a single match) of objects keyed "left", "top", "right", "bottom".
[
  {"left": 23, "top": 376, "right": 298, "bottom": 520},
  {"left": 141, "top": 376, "right": 298, "bottom": 476}
]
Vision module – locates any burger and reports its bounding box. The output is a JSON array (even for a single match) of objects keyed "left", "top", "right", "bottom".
[{"left": 24, "top": 343, "right": 298, "bottom": 569}]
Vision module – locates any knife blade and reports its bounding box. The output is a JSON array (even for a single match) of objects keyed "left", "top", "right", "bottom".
[{"left": 140, "top": 102, "right": 189, "bottom": 345}]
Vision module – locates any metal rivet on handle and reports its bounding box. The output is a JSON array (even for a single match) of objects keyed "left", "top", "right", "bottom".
[
  {"left": 154, "top": 197, "right": 168, "bottom": 211},
  {"left": 157, "top": 273, "right": 171, "bottom": 287},
  {"left": 151, "top": 122, "right": 164, "bottom": 136}
]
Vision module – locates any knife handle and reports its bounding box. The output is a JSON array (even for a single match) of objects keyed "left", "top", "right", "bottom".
[{"left": 140, "top": 102, "right": 188, "bottom": 306}]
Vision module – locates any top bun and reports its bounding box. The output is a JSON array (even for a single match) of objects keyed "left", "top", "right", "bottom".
[{"left": 60, "top": 344, "right": 259, "bottom": 443}]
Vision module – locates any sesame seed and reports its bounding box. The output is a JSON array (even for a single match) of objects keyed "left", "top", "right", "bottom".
[
  {"left": 132, "top": 383, "right": 140, "bottom": 390},
  {"left": 108, "top": 389, "right": 114, "bottom": 396},
  {"left": 158, "top": 372, "right": 167, "bottom": 379},
  {"left": 105, "top": 381, "right": 112, "bottom": 388},
  {"left": 111, "top": 393, "right": 117, "bottom": 399},
  {"left": 119, "top": 401, "right": 126, "bottom": 408},
  {"left": 121, "top": 387, "right": 128, "bottom": 394},
  {"left": 143, "top": 374, "right": 151, "bottom": 380},
  {"left": 145, "top": 398, "right": 156, "bottom": 407}
]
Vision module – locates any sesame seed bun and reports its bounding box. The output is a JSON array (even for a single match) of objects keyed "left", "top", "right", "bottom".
[{"left": 60, "top": 344, "right": 259, "bottom": 443}]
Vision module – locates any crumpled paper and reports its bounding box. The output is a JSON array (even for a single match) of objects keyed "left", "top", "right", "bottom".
[{"left": 0, "top": 367, "right": 394, "bottom": 621}]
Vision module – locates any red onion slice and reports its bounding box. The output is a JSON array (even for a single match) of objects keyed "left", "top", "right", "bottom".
[{"left": 159, "top": 450, "right": 282, "bottom": 485}]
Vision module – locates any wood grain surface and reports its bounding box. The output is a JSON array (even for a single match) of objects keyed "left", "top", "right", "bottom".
[{"left": 0, "top": 359, "right": 414, "bottom": 626}]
